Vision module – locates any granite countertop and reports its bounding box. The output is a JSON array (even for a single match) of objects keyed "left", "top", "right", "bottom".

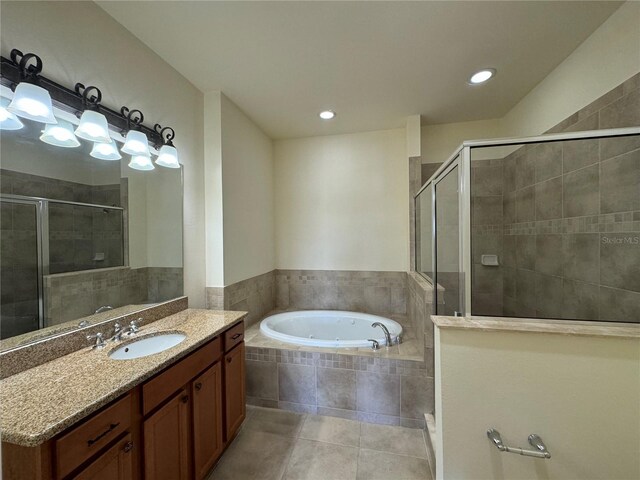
[
  {"left": 432, "top": 315, "right": 640, "bottom": 338},
  {"left": 0, "top": 309, "right": 247, "bottom": 447}
]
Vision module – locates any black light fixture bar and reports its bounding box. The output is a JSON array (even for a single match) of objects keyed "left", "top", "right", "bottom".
[{"left": 0, "top": 53, "right": 165, "bottom": 147}]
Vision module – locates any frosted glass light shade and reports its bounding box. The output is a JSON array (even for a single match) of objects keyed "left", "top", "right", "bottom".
[
  {"left": 91, "top": 138, "right": 122, "bottom": 161},
  {"left": 75, "top": 110, "right": 110, "bottom": 143},
  {"left": 7, "top": 83, "right": 57, "bottom": 124},
  {"left": 128, "top": 154, "right": 155, "bottom": 171},
  {"left": 39, "top": 119, "right": 80, "bottom": 148},
  {"left": 122, "top": 130, "right": 150, "bottom": 156},
  {"left": 0, "top": 97, "right": 24, "bottom": 130},
  {"left": 155, "top": 145, "right": 180, "bottom": 168}
]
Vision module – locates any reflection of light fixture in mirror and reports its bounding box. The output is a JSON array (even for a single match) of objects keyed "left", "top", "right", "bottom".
[
  {"left": 39, "top": 119, "right": 81, "bottom": 148},
  {"left": 121, "top": 107, "right": 150, "bottom": 156},
  {"left": 153, "top": 124, "right": 180, "bottom": 168},
  {"left": 91, "top": 138, "right": 122, "bottom": 161},
  {"left": 7, "top": 50, "right": 57, "bottom": 124},
  {"left": 128, "top": 154, "right": 155, "bottom": 171},
  {"left": 0, "top": 97, "right": 24, "bottom": 130},
  {"left": 74, "top": 84, "right": 110, "bottom": 142}
]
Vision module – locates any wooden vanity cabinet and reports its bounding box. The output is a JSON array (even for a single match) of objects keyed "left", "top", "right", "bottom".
[
  {"left": 143, "top": 389, "right": 191, "bottom": 480},
  {"left": 2, "top": 320, "right": 245, "bottom": 480},
  {"left": 223, "top": 342, "right": 245, "bottom": 442}
]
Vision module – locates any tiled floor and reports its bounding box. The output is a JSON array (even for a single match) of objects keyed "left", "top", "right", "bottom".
[{"left": 209, "top": 406, "right": 432, "bottom": 480}]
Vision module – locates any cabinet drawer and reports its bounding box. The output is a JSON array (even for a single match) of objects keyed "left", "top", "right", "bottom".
[
  {"left": 56, "top": 393, "right": 132, "bottom": 479},
  {"left": 224, "top": 322, "right": 244, "bottom": 352},
  {"left": 143, "top": 338, "right": 221, "bottom": 415}
]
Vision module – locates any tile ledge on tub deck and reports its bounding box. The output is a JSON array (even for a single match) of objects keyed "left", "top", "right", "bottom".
[
  {"left": 431, "top": 315, "right": 640, "bottom": 338},
  {"left": 0, "top": 308, "right": 247, "bottom": 447}
]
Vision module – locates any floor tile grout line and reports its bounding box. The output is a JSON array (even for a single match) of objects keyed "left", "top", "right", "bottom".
[{"left": 358, "top": 446, "right": 429, "bottom": 461}]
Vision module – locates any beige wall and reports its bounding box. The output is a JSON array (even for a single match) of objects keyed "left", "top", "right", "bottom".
[
  {"left": 220, "top": 94, "right": 275, "bottom": 285},
  {"left": 435, "top": 326, "right": 640, "bottom": 479},
  {"left": 0, "top": 1, "right": 205, "bottom": 304},
  {"left": 421, "top": 1, "right": 640, "bottom": 164},
  {"left": 204, "top": 92, "right": 275, "bottom": 287},
  {"left": 502, "top": 0, "right": 640, "bottom": 137},
  {"left": 274, "top": 129, "right": 409, "bottom": 271}
]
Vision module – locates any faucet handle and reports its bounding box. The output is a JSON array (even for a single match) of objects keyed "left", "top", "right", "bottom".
[
  {"left": 367, "top": 339, "right": 380, "bottom": 350},
  {"left": 129, "top": 318, "right": 142, "bottom": 333},
  {"left": 87, "top": 332, "right": 106, "bottom": 349}
]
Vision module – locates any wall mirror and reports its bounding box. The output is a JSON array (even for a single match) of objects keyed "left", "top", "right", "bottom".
[{"left": 0, "top": 86, "right": 183, "bottom": 351}]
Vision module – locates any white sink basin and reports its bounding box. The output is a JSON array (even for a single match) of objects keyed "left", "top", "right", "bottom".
[{"left": 109, "top": 333, "right": 187, "bottom": 360}]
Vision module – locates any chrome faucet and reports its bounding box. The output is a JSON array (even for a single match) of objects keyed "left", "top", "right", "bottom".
[
  {"left": 372, "top": 322, "right": 392, "bottom": 347},
  {"left": 95, "top": 305, "right": 114, "bottom": 314}
]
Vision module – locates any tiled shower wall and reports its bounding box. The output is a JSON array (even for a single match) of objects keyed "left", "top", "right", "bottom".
[{"left": 472, "top": 72, "right": 640, "bottom": 321}]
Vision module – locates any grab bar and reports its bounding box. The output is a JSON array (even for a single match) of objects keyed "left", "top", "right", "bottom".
[{"left": 487, "top": 429, "right": 551, "bottom": 459}]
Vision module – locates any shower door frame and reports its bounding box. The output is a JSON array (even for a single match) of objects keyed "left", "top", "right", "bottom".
[
  {"left": 1, "top": 193, "right": 127, "bottom": 331},
  {"left": 0, "top": 195, "right": 47, "bottom": 329},
  {"left": 415, "top": 125, "right": 640, "bottom": 318}
]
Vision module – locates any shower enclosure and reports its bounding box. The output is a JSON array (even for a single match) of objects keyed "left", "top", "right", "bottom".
[
  {"left": 415, "top": 126, "right": 640, "bottom": 322},
  {"left": 0, "top": 194, "right": 124, "bottom": 338}
]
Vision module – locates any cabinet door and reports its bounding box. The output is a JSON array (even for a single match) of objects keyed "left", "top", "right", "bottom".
[
  {"left": 143, "top": 390, "right": 190, "bottom": 480},
  {"left": 224, "top": 342, "right": 246, "bottom": 441},
  {"left": 73, "top": 433, "right": 134, "bottom": 480},
  {"left": 192, "top": 362, "right": 224, "bottom": 479}
]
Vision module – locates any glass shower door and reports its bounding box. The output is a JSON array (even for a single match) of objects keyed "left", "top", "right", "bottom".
[
  {"left": 0, "top": 198, "right": 42, "bottom": 339},
  {"left": 434, "top": 159, "right": 462, "bottom": 316}
]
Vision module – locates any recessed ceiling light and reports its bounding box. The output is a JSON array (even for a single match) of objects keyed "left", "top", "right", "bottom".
[
  {"left": 469, "top": 69, "right": 496, "bottom": 85},
  {"left": 319, "top": 110, "right": 336, "bottom": 120}
]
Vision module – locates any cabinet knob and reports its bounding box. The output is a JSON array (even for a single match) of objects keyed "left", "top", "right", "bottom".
[
  {"left": 181, "top": 395, "right": 189, "bottom": 403},
  {"left": 195, "top": 382, "right": 202, "bottom": 391},
  {"left": 123, "top": 441, "right": 134, "bottom": 453},
  {"left": 226, "top": 357, "right": 232, "bottom": 363}
]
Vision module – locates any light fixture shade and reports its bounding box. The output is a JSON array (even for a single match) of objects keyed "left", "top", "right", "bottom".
[
  {"left": 74, "top": 110, "right": 110, "bottom": 143},
  {"left": 0, "top": 97, "right": 24, "bottom": 130},
  {"left": 155, "top": 145, "right": 180, "bottom": 168},
  {"left": 91, "top": 138, "right": 122, "bottom": 161},
  {"left": 7, "top": 83, "right": 57, "bottom": 124},
  {"left": 122, "top": 130, "right": 150, "bottom": 156},
  {"left": 39, "top": 119, "right": 81, "bottom": 148},
  {"left": 128, "top": 154, "right": 155, "bottom": 171}
]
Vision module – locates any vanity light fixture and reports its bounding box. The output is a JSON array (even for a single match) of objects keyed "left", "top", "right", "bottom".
[
  {"left": 6, "top": 50, "right": 56, "bottom": 124},
  {"left": 1, "top": 47, "right": 179, "bottom": 172},
  {"left": 128, "top": 154, "right": 155, "bottom": 171},
  {"left": 121, "top": 107, "right": 151, "bottom": 156},
  {"left": 74, "top": 84, "right": 111, "bottom": 143},
  {"left": 90, "top": 138, "right": 122, "bottom": 161},
  {"left": 0, "top": 96, "right": 24, "bottom": 130},
  {"left": 469, "top": 68, "right": 496, "bottom": 85},
  {"left": 153, "top": 124, "right": 180, "bottom": 168},
  {"left": 319, "top": 110, "right": 336, "bottom": 120},
  {"left": 39, "top": 118, "right": 81, "bottom": 148}
]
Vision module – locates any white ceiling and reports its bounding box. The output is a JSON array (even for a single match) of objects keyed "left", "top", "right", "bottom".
[{"left": 97, "top": 1, "right": 621, "bottom": 139}]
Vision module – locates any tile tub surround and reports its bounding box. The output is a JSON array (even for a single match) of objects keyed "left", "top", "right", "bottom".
[
  {"left": 0, "top": 296, "right": 188, "bottom": 379},
  {"left": 245, "top": 330, "right": 433, "bottom": 428},
  {"left": 275, "top": 269, "right": 407, "bottom": 316},
  {"left": 0, "top": 308, "right": 247, "bottom": 446},
  {"left": 207, "top": 269, "right": 408, "bottom": 327},
  {"left": 206, "top": 271, "right": 276, "bottom": 326},
  {"left": 209, "top": 406, "right": 432, "bottom": 480},
  {"left": 471, "top": 72, "right": 640, "bottom": 321}
]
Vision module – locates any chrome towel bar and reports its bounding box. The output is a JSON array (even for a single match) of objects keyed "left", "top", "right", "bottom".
[{"left": 487, "top": 429, "right": 551, "bottom": 459}]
